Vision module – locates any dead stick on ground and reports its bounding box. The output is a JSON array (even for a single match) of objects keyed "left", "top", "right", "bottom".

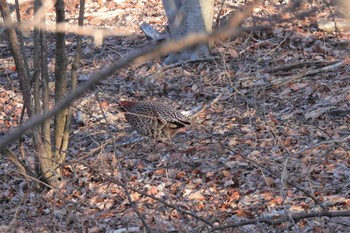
[
  {"left": 263, "top": 60, "right": 339, "bottom": 73},
  {"left": 209, "top": 210, "right": 350, "bottom": 232},
  {"left": 270, "top": 61, "right": 344, "bottom": 87},
  {"left": 191, "top": 93, "right": 224, "bottom": 119},
  {"left": 290, "top": 135, "right": 350, "bottom": 157}
]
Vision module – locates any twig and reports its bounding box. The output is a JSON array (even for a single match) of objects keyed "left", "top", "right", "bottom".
[
  {"left": 76, "top": 138, "right": 112, "bottom": 161},
  {"left": 221, "top": 144, "right": 327, "bottom": 211},
  {"left": 10, "top": 191, "right": 26, "bottom": 228},
  {"left": 79, "top": 162, "right": 213, "bottom": 227},
  {"left": 140, "top": 22, "right": 167, "bottom": 41},
  {"left": 263, "top": 60, "right": 340, "bottom": 73},
  {"left": 0, "top": 2, "right": 258, "bottom": 150},
  {"left": 209, "top": 210, "right": 350, "bottom": 232},
  {"left": 1, "top": 148, "right": 36, "bottom": 178},
  {"left": 322, "top": 0, "right": 339, "bottom": 35},
  {"left": 215, "top": 0, "right": 226, "bottom": 27},
  {"left": 191, "top": 93, "right": 225, "bottom": 118},
  {"left": 210, "top": 87, "right": 325, "bottom": 210},
  {"left": 162, "top": 56, "right": 220, "bottom": 71},
  {"left": 95, "top": 92, "right": 151, "bottom": 233},
  {"left": 290, "top": 135, "right": 350, "bottom": 157},
  {"left": 252, "top": 29, "right": 293, "bottom": 67},
  {"left": 270, "top": 61, "right": 344, "bottom": 87},
  {"left": 10, "top": 168, "right": 54, "bottom": 190},
  {"left": 2, "top": 19, "right": 135, "bottom": 46}
]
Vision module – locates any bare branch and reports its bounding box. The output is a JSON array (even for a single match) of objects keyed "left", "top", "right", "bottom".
[
  {"left": 1, "top": 148, "right": 36, "bottom": 178},
  {"left": 0, "top": 1, "right": 258, "bottom": 150},
  {"left": 209, "top": 210, "right": 350, "bottom": 232},
  {"left": 290, "top": 135, "right": 350, "bottom": 157}
]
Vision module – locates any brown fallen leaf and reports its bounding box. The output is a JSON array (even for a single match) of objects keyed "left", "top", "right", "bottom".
[
  {"left": 236, "top": 209, "right": 254, "bottom": 218},
  {"left": 147, "top": 186, "right": 158, "bottom": 195}
]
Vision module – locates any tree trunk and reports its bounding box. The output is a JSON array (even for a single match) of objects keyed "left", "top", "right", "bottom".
[
  {"left": 162, "top": 0, "right": 214, "bottom": 64},
  {"left": 1, "top": 0, "right": 84, "bottom": 189},
  {"left": 1, "top": 0, "right": 49, "bottom": 189},
  {"left": 54, "top": 0, "right": 68, "bottom": 171}
]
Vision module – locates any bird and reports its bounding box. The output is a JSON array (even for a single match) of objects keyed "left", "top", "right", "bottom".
[{"left": 118, "top": 100, "right": 191, "bottom": 141}]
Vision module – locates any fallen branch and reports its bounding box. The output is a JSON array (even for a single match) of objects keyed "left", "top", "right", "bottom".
[
  {"left": 140, "top": 22, "right": 167, "bottom": 41},
  {"left": 290, "top": 135, "right": 350, "bottom": 157},
  {"left": 270, "top": 61, "right": 344, "bottom": 87},
  {"left": 263, "top": 60, "right": 340, "bottom": 73},
  {"left": 161, "top": 56, "right": 220, "bottom": 71},
  {"left": 209, "top": 210, "right": 350, "bottom": 232}
]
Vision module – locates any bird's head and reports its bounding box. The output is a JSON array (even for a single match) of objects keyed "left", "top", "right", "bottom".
[{"left": 117, "top": 100, "right": 136, "bottom": 112}]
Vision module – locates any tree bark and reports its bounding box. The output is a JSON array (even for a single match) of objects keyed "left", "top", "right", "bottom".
[
  {"left": 162, "top": 0, "right": 214, "bottom": 64},
  {"left": 0, "top": 0, "right": 32, "bottom": 116},
  {"left": 54, "top": 0, "right": 68, "bottom": 172},
  {"left": 1, "top": 0, "right": 49, "bottom": 188},
  {"left": 62, "top": 0, "right": 85, "bottom": 161},
  {"left": 39, "top": 0, "right": 52, "bottom": 167}
]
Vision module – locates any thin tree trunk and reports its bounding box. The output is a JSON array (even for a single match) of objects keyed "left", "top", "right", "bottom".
[
  {"left": 62, "top": 0, "right": 85, "bottom": 154},
  {"left": 14, "top": 0, "right": 31, "bottom": 82},
  {"left": 0, "top": 0, "right": 32, "bottom": 116},
  {"left": 33, "top": 0, "right": 43, "bottom": 176},
  {"left": 1, "top": 0, "right": 48, "bottom": 189},
  {"left": 33, "top": 0, "right": 42, "bottom": 117},
  {"left": 54, "top": 0, "right": 68, "bottom": 169},
  {"left": 40, "top": 1, "right": 52, "bottom": 170}
]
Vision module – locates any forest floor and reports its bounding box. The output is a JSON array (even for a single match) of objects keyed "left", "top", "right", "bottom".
[{"left": 0, "top": 0, "right": 350, "bottom": 232}]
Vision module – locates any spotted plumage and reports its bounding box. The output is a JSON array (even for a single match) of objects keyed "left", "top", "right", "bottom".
[{"left": 118, "top": 101, "right": 190, "bottom": 140}]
